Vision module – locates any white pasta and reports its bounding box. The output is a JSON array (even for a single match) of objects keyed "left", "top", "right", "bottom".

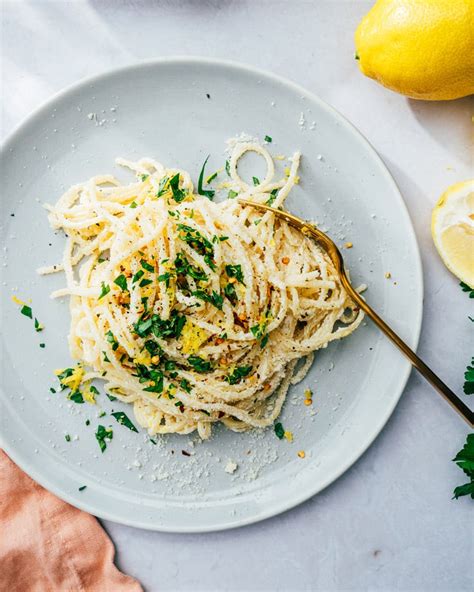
[{"left": 40, "top": 140, "right": 363, "bottom": 439}]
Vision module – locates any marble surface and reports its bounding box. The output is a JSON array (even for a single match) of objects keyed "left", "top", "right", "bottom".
[{"left": 2, "top": 1, "right": 472, "bottom": 590}]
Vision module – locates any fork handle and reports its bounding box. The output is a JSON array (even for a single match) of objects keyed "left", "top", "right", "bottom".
[{"left": 342, "top": 276, "right": 474, "bottom": 427}]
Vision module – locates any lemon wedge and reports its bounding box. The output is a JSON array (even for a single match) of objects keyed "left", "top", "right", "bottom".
[{"left": 431, "top": 180, "right": 474, "bottom": 288}]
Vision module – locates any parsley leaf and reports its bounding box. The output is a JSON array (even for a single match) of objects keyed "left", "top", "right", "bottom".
[
  {"left": 141, "top": 259, "right": 155, "bottom": 272},
  {"left": 225, "top": 159, "right": 231, "bottom": 176},
  {"left": 251, "top": 317, "right": 270, "bottom": 348},
  {"left": 78, "top": 485, "right": 87, "bottom": 491},
  {"left": 197, "top": 155, "right": 215, "bottom": 200},
  {"left": 106, "top": 330, "right": 119, "bottom": 351},
  {"left": 177, "top": 224, "right": 215, "bottom": 268},
  {"left": 139, "top": 278, "right": 153, "bottom": 288},
  {"left": 69, "top": 391, "right": 84, "bottom": 404},
  {"left": 111, "top": 411, "right": 138, "bottom": 432},
  {"left": 188, "top": 356, "right": 212, "bottom": 373},
  {"left": 463, "top": 358, "right": 474, "bottom": 395},
  {"left": 224, "top": 283, "right": 237, "bottom": 305},
  {"left": 132, "top": 269, "right": 145, "bottom": 284},
  {"left": 98, "top": 282, "right": 110, "bottom": 300},
  {"left": 156, "top": 176, "right": 169, "bottom": 197},
  {"left": 95, "top": 425, "right": 113, "bottom": 453},
  {"left": 134, "top": 311, "right": 186, "bottom": 340},
  {"left": 114, "top": 274, "right": 128, "bottom": 291},
  {"left": 460, "top": 282, "right": 474, "bottom": 298},
  {"left": 274, "top": 422, "right": 285, "bottom": 439},
  {"left": 225, "top": 365, "right": 252, "bottom": 385},
  {"left": 192, "top": 290, "right": 223, "bottom": 310},
  {"left": 452, "top": 434, "right": 474, "bottom": 500},
  {"left": 252, "top": 176, "right": 260, "bottom": 186},
  {"left": 175, "top": 252, "right": 207, "bottom": 282},
  {"left": 228, "top": 189, "right": 238, "bottom": 199},
  {"left": 266, "top": 188, "right": 278, "bottom": 206},
  {"left": 20, "top": 305, "right": 32, "bottom": 319},
  {"left": 180, "top": 378, "right": 192, "bottom": 393},
  {"left": 169, "top": 173, "right": 187, "bottom": 203},
  {"left": 34, "top": 318, "right": 43, "bottom": 332},
  {"left": 225, "top": 264, "right": 245, "bottom": 285},
  {"left": 264, "top": 135, "right": 272, "bottom": 143}
]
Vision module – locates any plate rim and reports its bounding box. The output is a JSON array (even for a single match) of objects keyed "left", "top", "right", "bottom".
[{"left": 0, "top": 56, "right": 424, "bottom": 532}]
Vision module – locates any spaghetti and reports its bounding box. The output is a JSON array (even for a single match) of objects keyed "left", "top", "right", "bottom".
[{"left": 39, "top": 140, "right": 363, "bottom": 439}]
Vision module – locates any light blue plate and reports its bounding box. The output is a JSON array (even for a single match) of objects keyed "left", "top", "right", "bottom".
[{"left": 0, "top": 58, "right": 422, "bottom": 532}]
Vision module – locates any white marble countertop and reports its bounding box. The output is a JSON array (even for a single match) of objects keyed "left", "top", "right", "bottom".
[{"left": 2, "top": 1, "right": 473, "bottom": 590}]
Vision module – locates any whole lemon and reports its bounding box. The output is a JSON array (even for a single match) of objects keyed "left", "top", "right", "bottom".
[{"left": 355, "top": 0, "right": 474, "bottom": 100}]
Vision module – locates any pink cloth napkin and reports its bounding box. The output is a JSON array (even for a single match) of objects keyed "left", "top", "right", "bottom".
[{"left": 0, "top": 450, "right": 142, "bottom": 592}]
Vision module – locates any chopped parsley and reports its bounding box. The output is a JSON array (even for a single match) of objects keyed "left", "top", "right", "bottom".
[
  {"left": 264, "top": 135, "right": 272, "bottom": 143},
  {"left": 34, "top": 318, "right": 43, "bottom": 332},
  {"left": 192, "top": 290, "right": 223, "bottom": 310},
  {"left": 68, "top": 391, "right": 84, "bottom": 404},
  {"left": 39, "top": 343, "right": 45, "bottom": 348},
  {"left": 95, "top": 425, "right": 113, "bottom": 453},
  {"left": 460, "top": 282, "right": 474, "bottom": 298},
  {"left": 141, "top": 259, "right": 155, "bottom": 273},
  {"left": 106, "top": 392, "right": 117, "bottom": 402},
  {"left": 197, "top": 155, "right": 215, "bottom": 200},
  {"left": 78, "top": 485, "right": 87, "bottom": 491},
  {"left": 106, "top": 330, "right": 119, "bottom": 351},
  {"left": 132, "top": 269, "right": 145, "bottom": 284},
  {"left": 463, "top": 357, "right": 474, "bottom": 395},
  {"left": 111, "top": 411, "right": 138, "bottom": 432},
  {"left": 180, "top": 378, "right": 192, "bottom": 393},
  {"left": 169, "top": 173, "right": 187, "bottom": 203},
  {"left": 224, "top": 282, "right": 238, "bottom": 305},
  {"left": 98, "top": 282, "right": 110, "bottom": 300},
  {"left": 113, "top": 274, "right": 128, "bottom": 292},
  {"left": 225, "top": 365, "right": 252, "bottom": 385},
  {"left": 130, "top": 201, "right": 138, "bottom": 209},
  {"left": 177, "top": 224, "right": 215, "bottom": 269},
  {"left": 102, "top": 351, "right": 110, "bottom": 363},
  {"left": 134, "top": 364, "right": 164, "bottom": 394},
  {"left": 20, "top": 305, "right": 32, "bottom": 319},
  {"left": 251, "top": 318, "right": 270, "bottom": 348},
  {"left": 228, "top": 189, "right": 238, "bottom": 199},
  {"left": 139, "top": 278, "right": 153, "bottom": 288},
  {"left": 225, "top": 160, "right": 231, "bottom": 176},
  {"left": 144, "top": 339, "right": 162, "bottom": 356},
  {"left": 188, "top": 356, "right": 212, "bottom": 373},
  {"left": 274, "top": 422, "right": 285, "bottom": 439},
  {"left": 140, "top": 174, "right": 149, "bottom": 181},
  {"left": 252, "top": 176, "right": 260, "bottom": 186},
  {"left": 134, "top": 310, "right": 186, "bottom": 340},
  {"left": 65, "top": 434, "right": 71, "bottom": 442},
  {"left": 56, "top": 367, "right": 74, "bottom": 385},
  {"left": 452, "top": 434, "right": 474, "bottom": 500},
  {"left": 225, "top": 264, "right": 245, "bottom": 285},
  {"left": 266, "top": 188, "right": 278, "bottom": 206},
  {"left": 174, "top": 252, "right": 207, "bottom": 282},
  {"left": 156, "top": 176, "right": 169, "bottom": 197}
]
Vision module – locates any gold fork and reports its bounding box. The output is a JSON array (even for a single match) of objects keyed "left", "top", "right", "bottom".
[{"left": 239, "top": 199, "right": 473, "bottom": 427}]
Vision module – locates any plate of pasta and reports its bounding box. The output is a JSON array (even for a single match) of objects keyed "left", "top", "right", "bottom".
[{"left": 0, "top": 58, "right": 422, "bottom": 532}]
